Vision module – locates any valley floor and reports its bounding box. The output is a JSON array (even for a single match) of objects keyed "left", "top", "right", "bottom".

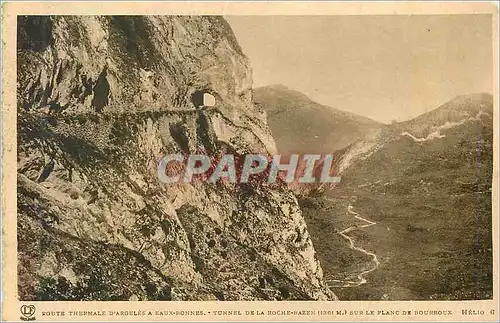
[{"left": 299, "top": 187, "right": 493, "bottom": 301}]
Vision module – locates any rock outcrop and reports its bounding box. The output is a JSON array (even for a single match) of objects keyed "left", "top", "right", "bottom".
[{"left": 17, "top": 16, "right": 335, "bottom": 301}]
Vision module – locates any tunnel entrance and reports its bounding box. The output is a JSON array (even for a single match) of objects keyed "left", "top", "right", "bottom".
[{"left": 191, "top": 90, "right": 216, "bottom": 109}]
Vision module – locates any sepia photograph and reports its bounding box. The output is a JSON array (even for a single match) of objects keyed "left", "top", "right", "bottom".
[{"left": 2, "top": 1, "right": 498, "bottom": 322}]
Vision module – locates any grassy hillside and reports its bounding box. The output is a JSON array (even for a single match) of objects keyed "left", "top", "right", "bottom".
[
  {"left": 300, "top": 94, "right": 494, "bottom": 300},
  {"left": 254, "top": 84, "right": 381, "bottom": 155}
]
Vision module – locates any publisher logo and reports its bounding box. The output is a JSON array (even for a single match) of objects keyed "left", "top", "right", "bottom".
[{"left": 20, "top": 305, "right": 36, "bottom": 321}]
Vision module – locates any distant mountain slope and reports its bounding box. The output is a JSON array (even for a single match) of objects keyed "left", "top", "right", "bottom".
[
  {"left": 341, "top": 93, "right": 494, "bottom": 189},
  {"left": 333, "top": 93, "right": 494, "bottom": 173},
  {"left": 253, "top": 84, "right": 382, "bottom": 155},
  {"left": 302, "top": 93, "right": 494, "bottom": 300},
  {"left": 394, "top": 93, "right": 493, "bottom": 138}
]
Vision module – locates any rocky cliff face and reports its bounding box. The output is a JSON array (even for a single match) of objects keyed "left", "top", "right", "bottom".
[{"left": 16, "top": 16, "right": 335, "bottom": 301}]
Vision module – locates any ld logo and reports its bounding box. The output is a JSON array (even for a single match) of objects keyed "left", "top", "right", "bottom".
[{"left": 20, "top": 304, "right": 36, "bottom": 321}]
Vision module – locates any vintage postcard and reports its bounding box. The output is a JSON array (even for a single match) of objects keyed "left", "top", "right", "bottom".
[{"left": 1, "top": 1, "right": 499, "bottom": 322}]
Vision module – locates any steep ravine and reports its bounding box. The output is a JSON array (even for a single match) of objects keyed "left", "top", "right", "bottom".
[{"left": 17, "top": 16, "right": 336, "bottom": 301}]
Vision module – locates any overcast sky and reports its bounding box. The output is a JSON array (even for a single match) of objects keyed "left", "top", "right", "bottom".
[{"left": 225, "top": 15, "right": 493, "bottom": 123}]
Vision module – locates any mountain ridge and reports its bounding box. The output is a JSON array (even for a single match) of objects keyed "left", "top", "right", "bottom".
[
  {"left": 299, "top": 90, "right": 493, "bottom": 300},
  {"left": 253, "top": 84, "right": 382, "bottom": 156},
  {"left": 255, "top": 84, "right": 381, "bottom": 124}
]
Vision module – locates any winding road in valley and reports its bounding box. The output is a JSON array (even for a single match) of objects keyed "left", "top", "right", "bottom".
[{"left": 326, "top": 203, "right": 380, "bottom": 288}]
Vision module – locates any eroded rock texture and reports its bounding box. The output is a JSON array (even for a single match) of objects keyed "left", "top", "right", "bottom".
[{"left": 17, "top": 15, "right": 336, "bottom": 301}]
